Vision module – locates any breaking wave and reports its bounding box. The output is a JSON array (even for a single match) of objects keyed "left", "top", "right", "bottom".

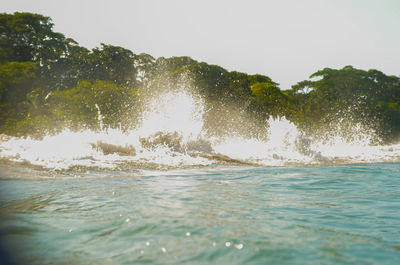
[{"left": 0, "top": 89, "right": 399, "bottom": 176}]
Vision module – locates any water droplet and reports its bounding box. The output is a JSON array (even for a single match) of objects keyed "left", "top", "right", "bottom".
[
  {"left": 140, "top": 250, "right": 144, "bottom": 255},
  {"left": 225, "top": 242, "right": 231, "bottom": 247},
  {"left": 234, "top": 243, "right": 244, "bottom": 250},
  {"left": 125, "top": 218, "right": 130, "bottom": 223},
  {"left": 212, "top": 242, "right": 216, "bottom": 247},
  {"left": 112, "top": 191, "right": 115, "bottom": 195},
  {"left": 186, "top": 232, "right": 191, "bottom": 237},
  {"left": 161, "top": 247, "right": 167, "bottom": 253},
  {"left": 119, "top": 214, "right": 122, "bottom": 217},
  {"left": 146, "top": 242, "right": 150, "bottom": 246}
]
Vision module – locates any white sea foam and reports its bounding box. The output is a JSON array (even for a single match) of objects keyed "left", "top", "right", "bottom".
[{"left": 0, "top": 89, "right": 399, "bottom": 172}]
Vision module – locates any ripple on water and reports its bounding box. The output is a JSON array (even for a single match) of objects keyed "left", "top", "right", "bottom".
[{"left": 0, "top": 163, "right": 400, "bottom": 265}]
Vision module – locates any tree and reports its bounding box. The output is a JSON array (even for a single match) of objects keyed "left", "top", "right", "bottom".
[
  {"left": 250, "top": 82, "right": 289, "bottom": 117},
  {"left": 89, "top": 44, "right": 137, "bottom": 87},
  {"left": 0, "top": 62, "right": 37, "bottom": 124},
  {"left": 46, "top": 80, "right": 139, "bottom": 130},
  {"left": 0, "top": 12, "right": 68, "bottom": 64},
  {"left": 290, "top": 66, "right": 400, "bottom": 141}
]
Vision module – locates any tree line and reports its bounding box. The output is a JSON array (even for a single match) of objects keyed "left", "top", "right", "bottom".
[{"left": 1, "top": 12, "right": 399, "bottom": 142}]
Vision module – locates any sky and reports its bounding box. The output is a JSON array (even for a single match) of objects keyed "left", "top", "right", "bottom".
[{"left": 2, "top": 0, "right": 400, "bottom": 90}]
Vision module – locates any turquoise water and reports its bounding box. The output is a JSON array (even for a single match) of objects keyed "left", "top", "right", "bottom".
[{"left": 1, "top": 163, "right": 399, "bottom": 265}]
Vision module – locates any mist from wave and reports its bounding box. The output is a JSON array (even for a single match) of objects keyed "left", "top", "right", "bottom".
[{"left": 0, "top": 86, "right": 399, "bottom": 173}]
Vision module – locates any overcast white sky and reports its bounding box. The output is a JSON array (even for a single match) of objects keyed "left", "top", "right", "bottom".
[{"left": 2, "top": 0, "right": 400, "bottom": 89}]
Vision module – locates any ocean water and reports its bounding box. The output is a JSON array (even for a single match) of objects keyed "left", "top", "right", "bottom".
[
  {"left": 0, "top": 90, "right": 400, "bottom": 264},
  {"left": 0, "top": 163, "right": 400, "bottom": 265}
]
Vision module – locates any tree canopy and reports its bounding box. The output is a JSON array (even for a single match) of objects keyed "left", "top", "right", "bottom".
[{"left": 0, "top": 12, "right": 399, "bottom": 142}]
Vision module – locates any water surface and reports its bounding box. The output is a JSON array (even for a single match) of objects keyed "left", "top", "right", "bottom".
[{"left": 1, "top": 163, "right": 399, "bottom": 264}]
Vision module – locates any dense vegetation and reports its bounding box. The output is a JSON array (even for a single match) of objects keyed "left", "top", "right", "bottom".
[{"left": 1, "top": 12, "right": 399, "bottom": 142}]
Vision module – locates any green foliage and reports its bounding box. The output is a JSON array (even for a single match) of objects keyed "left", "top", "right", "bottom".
[
  {"left": 46, "top": 80, "right": 139, "bottom": 130},
  {"left": 157, "top": 56, "right": 197, "bottom": 74},
  {"left": 89, "top": 44, "right": 137, "bottom": 87},
  {"left": 289, "top": 66, "right": 400, "bottom": 141},
  {"left": 0, "top": 12, "right": 399, "bottom": 143},
  {"left": 2, "top": 115, "right": 54, "bottom": 137},
  {"left": 0, "top": 12, "right": 71, "bottom": 66},
  {"left": 132, "top": 53, "right": 156, "bottom": 84},
  {"left": 178, "top": 62, "right": 229, "bottom": 98},
  {"left": 250, "top": 82, "right": 290, "bottom": 117},
  {"left": 0, "top": 62, "right": 37, "bottom": 125}
]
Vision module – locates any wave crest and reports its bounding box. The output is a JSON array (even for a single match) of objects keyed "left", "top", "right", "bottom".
[{"left": 0, "top": 90, "right": 399, "bottom": 173}]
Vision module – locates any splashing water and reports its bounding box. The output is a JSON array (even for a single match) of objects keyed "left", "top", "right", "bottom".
[
  {"left": 0, "top": 89, "right": 399, "bottom": 174},
  {"left": 136, "top": 90, "right": 204, "bottom": 141}
]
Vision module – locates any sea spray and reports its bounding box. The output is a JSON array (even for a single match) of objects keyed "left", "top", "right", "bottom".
[
  {"left": 136, "top": 90, "right": 205, "bottom": 141},
  {"left": 212, "top": 117, "right": 316, "bottom": 165},
  {"left": 0, "top": 90, "right": 213, "bottom": 171},
  {"left": 0, "top": 89, "right": 399, "bottom": 173}
]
